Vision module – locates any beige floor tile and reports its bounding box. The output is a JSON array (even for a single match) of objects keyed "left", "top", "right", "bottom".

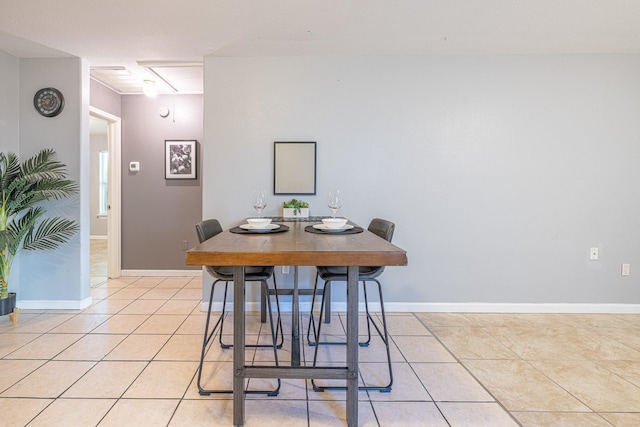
[
  {"left": 600, "top": 412, "right": 640, "bottom": 426},
  {"left": 173, "top": 287, "right": 204, "bottom": 300},
  {"left": 108, "top": 287, "right": 151, "bottom": 299},
  {"left": 372, "top": 401, "right": 448, "bottom": 426},
  {"left": 412, "top": 362, "right": 493, "bottom": 402},
  {"left": 185, "top": 276, "right": 203, "bottom": 288},
  {"left": 90, "top": 314, "right": 150, "bottom": 334},
  {"left": 464, "top": 359, "right": 590, "bottom": 412},
  {"left": 5, "top": 333, "right": 83, "bottom": 359},
  {"left": 54, "top": 333, "right": 127, "bottom": 360},
  {"left": 0, "top": 359, "right": 47, "bottom": 392},
  {"left": 168, "top": 398, "right": 233, "bottom": 426},
  {"left": 89, "top": 287, "right": 118, "bottom": 300},
  {"left": 49, "top": 313, "right": 111, "bottom": 333},
  {"left": 602, "top": 360, "right": 640, "bottom": 388},
  {"left": 437, "top": 402, "right": 520, "bottom": 427},
  {"left": 0, "top": 333, "right": 40, "bottom": 357},
  {"left": 83, "top": 299, "right": 133, "bottom": 314},
  {"left": 123, "top": 361, "right": 198, "bottom": 398},
  {"left": 156, "top": 299, "right": 200, "bottom": 315},
  {"left": 157, "top": 276, "right": 193, "bottom": 288},
  {"left": 174, "top": 314, "right": 207, "bottom": 335},
  {"left": 63, "top": 361, "right": 148, "bottom": 398},
  {"left": 365, "top": 362, "right": 432, "bottom": 402},
  {"left": 97, "top": 398, "right": 179, "bottom": 427},
  {"left": 186, "top": 361, "right": 284, "bottom": 399},
  {"left": 12, "top": 313, "right": 76, "bottom": 333},
  {"left": 308, "top": 399, "right": 378, "bottom": 426},
  {"left": 593, "top": 327, "right": 640, "bottom": 353},
  {"left": 139, "top": 287, "right": 180, "bottom": 300},
  {"left": 246, "top": 378, "right": 308, "bottom": 400},
  {"left": 513, "top": 411, "right": 613, "bottom": 427},
  {"left": 417, "top": 312, "right": 477, "bottom": 327},
  {"left": 430, "top": 326, "right": 519, "bottom": 360},
  {"left": 531, "top": 360, "right": 640, "bottom": 412},
  {"left": 393, "top": 335, "right": 457, "bottom": 362},
  {"left": 28, "top": 398, "right": 116, "bottom": 427},
  {"left": 1, "top": 360, "right": 95, "bottom": 398},
  {"left": 103, "top": 334, "right": 170, "bottom": 361},
  {"left": 133, "top": 314, "right": 188, "bottom": 334},
  {"left": 384, "top": 314, "right": 431, "bottom": 336},
  {"left": 491, "top": 326, "right": 640, "bottom": 361},
  {"left": 0, "top": 397, "right": 53, "bottom": 426},
  {"left": 127, "top": 276, "right": 166, "bottom": 288},
  {"left": 154, "top": 334, "right": 203, "bottom": 361},
  {"left": 118, "top": 298, "right": 166, "bottom": 315}
]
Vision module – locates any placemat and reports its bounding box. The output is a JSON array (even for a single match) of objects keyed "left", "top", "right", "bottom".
[
  {"left": 304, "top": 225, "right": 364, "bottom": 235},
  {"left": 230, "top": 224, "right": 290, "bottom": 234}
]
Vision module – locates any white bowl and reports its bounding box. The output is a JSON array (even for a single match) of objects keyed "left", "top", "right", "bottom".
[
  {"left": 322, "top": 218, "right": 348, "bottom": 229},
  {"left": 247, "top": 218, "right": 272, "bottom": 229}
]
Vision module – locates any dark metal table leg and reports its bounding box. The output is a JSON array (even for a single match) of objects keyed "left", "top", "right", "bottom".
[
  {"left": 233, "top": 266, "right": 246, "bottom": 427},
  {"left": 291, "top": 266, "right": 300, "bottom": 366},
  {"left": 346, "top": 265, "right": 359, "bottom": 427}
]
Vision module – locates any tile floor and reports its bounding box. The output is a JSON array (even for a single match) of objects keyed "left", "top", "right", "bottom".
[{"left": 1, "top": 272, "right": 640, "bottom": 425}]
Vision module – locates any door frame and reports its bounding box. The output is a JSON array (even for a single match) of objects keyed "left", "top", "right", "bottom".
[{"left": 89, "top": 107, "right": 122, "bottom": 278}]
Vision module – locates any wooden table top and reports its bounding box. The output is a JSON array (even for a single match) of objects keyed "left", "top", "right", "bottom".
[{"left": 185, "top": 220, "right": 408, "bottom": 267}]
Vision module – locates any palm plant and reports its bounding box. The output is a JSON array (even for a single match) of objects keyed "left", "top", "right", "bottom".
[{"left": 0, "top": 149, "right": 79, "bottom": 300}]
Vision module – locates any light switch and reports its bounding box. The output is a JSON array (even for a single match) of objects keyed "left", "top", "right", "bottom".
[{"left": 129, "top": 161, "right": 140, "bottom": 172}]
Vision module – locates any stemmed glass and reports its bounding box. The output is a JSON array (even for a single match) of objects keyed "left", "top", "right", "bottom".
[
  {"left": 252, "top": 190, "right": 267, "bottom": 218},
  {"left": 327, "top": 190, "right": 342, "bottom": 218}
]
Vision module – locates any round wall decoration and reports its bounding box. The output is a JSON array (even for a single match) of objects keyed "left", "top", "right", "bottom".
[{"left": 33, "top": 87, "right": 65, "bottom": 117}]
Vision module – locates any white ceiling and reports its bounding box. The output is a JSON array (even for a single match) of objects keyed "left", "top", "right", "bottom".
[{"left": 1, "top": 1, "right": 640, "bottom": 94}]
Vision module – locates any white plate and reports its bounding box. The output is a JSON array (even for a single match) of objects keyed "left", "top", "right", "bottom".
[
  {"left": 240, "top": 224, "right": 280, "bottom": 230},
  {"left": 312, "top": 224, "right": 354, "bottom": 232}
]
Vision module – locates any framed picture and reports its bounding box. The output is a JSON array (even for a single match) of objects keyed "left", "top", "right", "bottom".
[
  {"left": 273, "top": 141, "right": 316, "bottom": 195},
  {"left": 165, "top": 140, "right": 197, "bottom": 179}
]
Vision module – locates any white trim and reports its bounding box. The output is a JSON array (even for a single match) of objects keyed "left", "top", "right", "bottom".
[
  {"left": 90, "top": 235, "right": 108, "bottom": 240},
  {"left": 200, "top": 301, "right": 640, "bottom": 314},
  {"left": 89, "top": 107, "right": 122, "bottom": 279},
  {"left": 17, "top": 297, "right": 93, "bottom": 310},
  {"left": 122, "top": 269, "right": 201, "bottom": 277}
]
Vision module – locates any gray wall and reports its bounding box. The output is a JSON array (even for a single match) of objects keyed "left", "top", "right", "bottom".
[
  {"left": 203, "top": 54, "right": 640, "bottom": 309},
  {"left": 16, "top": 57, "right": 89, "bottom": 304},
  {"left": 0, "top": 51, "right": 19, "bottom": 153},
  {"left": 90, "top": 79, "right": 121, "bottom": 118},
  {"left": 121, "top": 94, "right": 203, "bottom": 270}
]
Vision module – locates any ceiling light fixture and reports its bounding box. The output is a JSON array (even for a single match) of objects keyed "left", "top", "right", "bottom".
[{"left": 142, "top": 79, "right": 158, "bottom": 97}]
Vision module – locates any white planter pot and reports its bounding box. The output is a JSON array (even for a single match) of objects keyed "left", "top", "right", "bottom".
[{"left": 282, "top": 207, "right": 309, "bottom": 218}]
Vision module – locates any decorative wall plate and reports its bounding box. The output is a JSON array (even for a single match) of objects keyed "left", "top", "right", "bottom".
[{"left": 33, "top": 87, "right": 65, "bottom": 117}]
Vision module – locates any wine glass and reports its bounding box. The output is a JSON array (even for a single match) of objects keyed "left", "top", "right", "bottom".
[
  {"left": 327, "top": 190, "right": 342, "bottom": 218},
  {"left": 252, "top": 190, "right": 267, "bottom": 218}
]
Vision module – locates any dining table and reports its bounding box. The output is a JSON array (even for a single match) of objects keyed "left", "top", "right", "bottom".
[{"left": 185, "top": 218, "right": 408, "bottom": 427}]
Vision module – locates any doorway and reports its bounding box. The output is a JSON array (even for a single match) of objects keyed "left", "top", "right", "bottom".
[{"left": 89, "top": 107, "right": 122, "bottom": 280}]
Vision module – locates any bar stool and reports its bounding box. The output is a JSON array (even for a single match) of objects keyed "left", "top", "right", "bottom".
[
  {"left": 195, "top": 219, "right": 283, "bottom": 396},
  {"left": 307, "top": 218, "right": 395, "bottom": 392}
]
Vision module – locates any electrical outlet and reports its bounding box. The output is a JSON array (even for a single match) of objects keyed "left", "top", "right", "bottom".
[
  {"left": 590, "top": 247, "right": 599, "bottom": 260},
  {"left": 622, "top": 263, "right": 630, "bottom": 276},
  {"left": 282, "top": 266, "right": 290, "bottom": 274},
  {"left": 181, "top": 240, "right": 189, "bottom": 250}
]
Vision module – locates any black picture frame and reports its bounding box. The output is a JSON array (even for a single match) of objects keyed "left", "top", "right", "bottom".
[{"left": 165, "top": 140, "right": 197, "bottom": 179}]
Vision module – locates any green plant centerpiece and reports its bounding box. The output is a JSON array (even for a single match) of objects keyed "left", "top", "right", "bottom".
[
  {"left": 283, "top": 198, "right": 309, "bottom": 216},
  {"left": 0, "top": 149, "right": 79, "bottom": 300}
]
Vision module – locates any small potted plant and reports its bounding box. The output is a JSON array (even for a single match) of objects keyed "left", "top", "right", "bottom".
[{"left": 282, "top": 199, "right": 309, "bottom": 218}]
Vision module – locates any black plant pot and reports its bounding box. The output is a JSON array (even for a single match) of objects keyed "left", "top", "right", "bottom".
[{"left": 0, "top": 292, "right": 17, "bottom": 316}]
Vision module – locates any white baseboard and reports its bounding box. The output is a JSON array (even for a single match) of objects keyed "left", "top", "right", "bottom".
[
  {"left": 200, "top": 301, "right": 640, "bottom": 314},
  {"left": 121, "top": 269, "right": 201, "bottom": 277},
  {"left": 90, "top": 235, "right": 108, "bottom": 240},
  {"left": 17, "top": 297, "right": 93, "bottom": 311}
]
